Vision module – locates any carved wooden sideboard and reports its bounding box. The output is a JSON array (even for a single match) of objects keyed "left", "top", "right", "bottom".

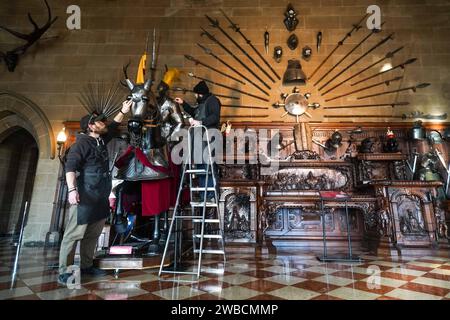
[
  {"left": 367, "top": 181, "right": 449, "bottom": 255},
  {"left": 62, "top": 121, "right": 450, "bottom": 255}
]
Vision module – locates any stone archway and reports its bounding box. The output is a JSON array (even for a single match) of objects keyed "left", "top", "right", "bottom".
[
  {"left": 0, "top": 90, "right": 58, "bottom": 242},
  {"left": 0, "top": 89, "right": 55, "bottom": 159}
]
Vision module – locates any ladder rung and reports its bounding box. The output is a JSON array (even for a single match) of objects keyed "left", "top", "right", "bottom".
[
  {"left": 186, "top": 169, "right": 208, "bottom": 174},
  {"left": 191, "top": 187, "right": 216, "bottom": 192},
  {"left": 192, "top": 219, "right": 220, "bottom": 223},
  {"left": 194, "top": 234, "right": 223, "bottom": 239},
  {"left": 172, "top": 216, "right": 205, "bottom": 220},
  {"left": 190, "top": 202, "right": 218, "bottom": 207},
  {"left": 194, "top": 249, "right": 225, "bottom": 255}
]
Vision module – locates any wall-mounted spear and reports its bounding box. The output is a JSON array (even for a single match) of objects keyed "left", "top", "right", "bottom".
[
  {"left": 196, "top": 43, "right": 269, "bottom": 96},
  {"left": 351, "top": 58, "right": 417, "bottom": 86},
  {"left": 309, "top": 14, "right": 368, "bottom": 80},
  {"left": 222, "top": 104, "right": 269, "bottom": 110},
  {"left": 188, "top": 72, "right": 270, "bottom": 102},
  {"left": 205, "top": 14, "right": 276, "bottom": 83},
  {"left": 221, "top": 115, "right": 269, "bottom": 119},
  {"left": 357, "top": 83, "right": 430, "bottom": 100},
  {"left": 324, "top": 111, "right": 447, "bottom": 120},
  {"left": 325, "top": 76, "right": 403, "bottom": 102},
  {"left": 314, "top": 22, "right": 386, "bottom": 87},
  {"left": 324, "top": 102, "right": 410, "bottom": 110},
  {"left": 219, "top": 9, "right": 281, "bottom": 81},
  {"left": 319, "top": 33, "right": 395, "bottom": 92},
  {"left": 184, "top": 54, "right": 245, "bottom": 85},
  {"left": 170, "top": 87, "right": 240, "bottom": 101},
  {"left": 322, "top": 46, "right": 404, "bottom": 95},
  {"left": 200, "top": 27, "right": 272, "bottom": 91}
]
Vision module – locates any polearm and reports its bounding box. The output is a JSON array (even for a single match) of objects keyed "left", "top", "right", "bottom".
[
  {"left": 325, "top": 76, "right": 404, "bottom": 102},
  {"left": 221, "top": 115, "right": 268, "bottom": 118},
  {"left": 188, "top": 72, "right": 270, "bottom": 102},
  {"left": 184, "top": 54, "right": 246, "bottom": 85},
  {"left": 324, "top": 112, "right": 447, "bottom": 120},
  {"left": 351, "top": 58, "right": 417, "bottom": 86},
  {"left": 358, "top": 83, "right": 431, "bottom": 100},
  {"left": 309, "top": 14, "right": 368, "bottom": 80},
  {"left": 322, "top": 46, "right": 404, "bottom": 95},
  {"left": 170, "top": 87, "right": 240, "bottom": 101},
  {"left": 222, "top": 104, "right": 269, "bottom": 110},
  {"left": 197, "top": 43, "right": 269, "bottom": 96},
  {"left": 219, "top": 9, "right": 281, "bottom": 81},
  {"left": 10, "top": 201, "right": 29, "bottom": 289},
  {"left": 201, "top": 27, "right": 271, "bottom": 91},
  {"left": 205, "top": 15, "right": 276, "bottom": 84},
  {"left": 319, "top": 33, "right": 395, "bottom": 92},
  {"left": 324, "top": 102, "right": 410, "bottom": 110},
  {"left": 314, "top": 22, "right": 386, "bottom": 87}
]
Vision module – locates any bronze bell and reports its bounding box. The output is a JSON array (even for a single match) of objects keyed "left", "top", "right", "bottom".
[{"left": 282, "top": 60, "right": 307, "bottom": 86}]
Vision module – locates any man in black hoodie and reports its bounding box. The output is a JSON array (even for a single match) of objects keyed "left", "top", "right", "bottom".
[
  {"left": 174, "top": 81, "right": 221, "bottom": 200},
  {"left": 57, "top": 100, "right": 132, "bottom": 286}
]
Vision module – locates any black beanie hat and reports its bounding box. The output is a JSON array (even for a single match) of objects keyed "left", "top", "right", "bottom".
[
  {"left": 80, "top": 113, "right": 106, "bottom": 132},
  {"left": 193, "top": 81, "right": 209, "bottom": 95}
]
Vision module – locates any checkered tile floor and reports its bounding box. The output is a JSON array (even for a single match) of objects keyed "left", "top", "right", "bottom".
[{"left": 1, "top": 237, "right": 449, "bottom": 300}]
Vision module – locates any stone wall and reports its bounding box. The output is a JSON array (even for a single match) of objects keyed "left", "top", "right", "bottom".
[{"left": 0, "top": 0, "right": 449, "bottom": 241}]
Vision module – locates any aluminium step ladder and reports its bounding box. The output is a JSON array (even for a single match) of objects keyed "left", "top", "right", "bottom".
[{"left": 158, "top": 125, "right": 226, "bottom": 278}]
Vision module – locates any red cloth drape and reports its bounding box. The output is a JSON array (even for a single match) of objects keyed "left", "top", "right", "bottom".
[{"left": 115, "top": 146, "right": 179, "bottom": 216}]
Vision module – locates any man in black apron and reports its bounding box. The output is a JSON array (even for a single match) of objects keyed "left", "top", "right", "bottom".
[
  {"left": 174, "top": 81, "right": 222, "bottom": 200},
  {"left": 57, "top": 100, "right": 132, "bottom": 286}
]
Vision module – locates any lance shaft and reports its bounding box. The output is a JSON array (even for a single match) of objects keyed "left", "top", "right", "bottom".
[
  {"left": 324, "top": 102, "right": 410, "bottom": 110},
  {"left": 219, "top": 9, "right": 281, "bottom": 81},
  {"left": 221, "top": 115, "right": 268, "bottom": 118},
  {"left": 325, "top": 76, "right": 403, "bottom": 102},
  {"left": 357, "top": 83, "right": 430, "bottom": 100},
  {"left": 201, "top": 27, "right": 271, "bottom": 91},
  {"left": 205, "top": 14, "right": 275, "bottom": 83},
  {"left": 315, "top": 22, "right": 385, "bottom": 87},
  {"left": 170, "top": 87, "right": 240, "bottom": 101},
  {"left": 189, "top": 73, "right": 269, "bottom": 102},
  {"left": 319, "top": 33, "right": 395, "bottom": 92},
  {"left": 309, "top": 14, "right": 368, "bottom": 80},
  {"left": 184, "top": 54, "right": 245, "bottom": 85},
  {"left": 352, "top": 58, "right": 417, "bottom": 86},
  {"left": 197, "top": 43, "right": 269, "bottom": 96},
  {"left": 322, "top": 46, "right": 404, "bottom": 95},
  {"left": 222, "top": 104, "right": 268, "bottom": 110}
]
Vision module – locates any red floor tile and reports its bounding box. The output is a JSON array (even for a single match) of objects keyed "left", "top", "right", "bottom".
[
  {"left": 346, "top": 280, "right": 396, "bottom": 295},
  {"left": 311, "top": 294, "right": 344, "bottom": 300},
  {"left": 240, "top": 279, "right": 285, "bottom": 292},
  {"left": 399, "top": 282, "right": 450, "bottom": 297},
  {"left": 248, "top": 294, "right": 286, "bottom": 300},
  {"left": 293, "top": 280, "right": 340, "bottom": 293},
  {"left": 379, "top": 272, "right": 417, "bottom": 282},
  {"left": 330, "top": 270, "right": 369, "bottom": 281}
]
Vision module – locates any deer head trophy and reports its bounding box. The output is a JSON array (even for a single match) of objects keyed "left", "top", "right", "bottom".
[{"left": 0, "top": 0, "right": 58, "bottom": 72}]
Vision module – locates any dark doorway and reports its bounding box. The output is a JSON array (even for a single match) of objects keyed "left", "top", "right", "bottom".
[{"left": 0, "top": 128, "right": 39, "bottom": 236}]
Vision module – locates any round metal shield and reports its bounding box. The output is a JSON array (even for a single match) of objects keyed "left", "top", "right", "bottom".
[{"left": 284, "top": 93, "right": 308, "bottom": 116}]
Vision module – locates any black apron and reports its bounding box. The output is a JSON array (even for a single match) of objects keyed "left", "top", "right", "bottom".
[{"left": 76, "top": 138, "right": 112, "bottom": 225}]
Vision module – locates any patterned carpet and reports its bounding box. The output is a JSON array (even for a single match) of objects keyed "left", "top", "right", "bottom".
[{"left": 0, "top": 238, "right": 449, "bottom": 300}]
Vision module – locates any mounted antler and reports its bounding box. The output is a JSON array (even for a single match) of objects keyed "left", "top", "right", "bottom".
[{"left": 0, "top": 0, "right": 58, "bottom": 72}]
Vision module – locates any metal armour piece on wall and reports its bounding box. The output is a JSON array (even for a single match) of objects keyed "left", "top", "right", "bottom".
[
  {"left": 273, "top": 46, "right": 283, "bottom": 63},
  {"left": 284, "top": 3, "right": 299, "bottom": 31},
  {"left": 410, "top": 121, "right": 426, "bottom": 140},
  {"left": 302, "top": 46, "right": 312, "bottom": 61},
  {"left": 282, "top": 60, "right": 307, "bottom": 86},
  {"left": 287, "top": 34, "right": 299, "bottom": 50}
]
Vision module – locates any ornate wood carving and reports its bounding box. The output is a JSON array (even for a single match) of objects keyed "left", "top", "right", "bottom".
[{"left": 219, "top": 187, "right": 257, "bottom": 243}]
